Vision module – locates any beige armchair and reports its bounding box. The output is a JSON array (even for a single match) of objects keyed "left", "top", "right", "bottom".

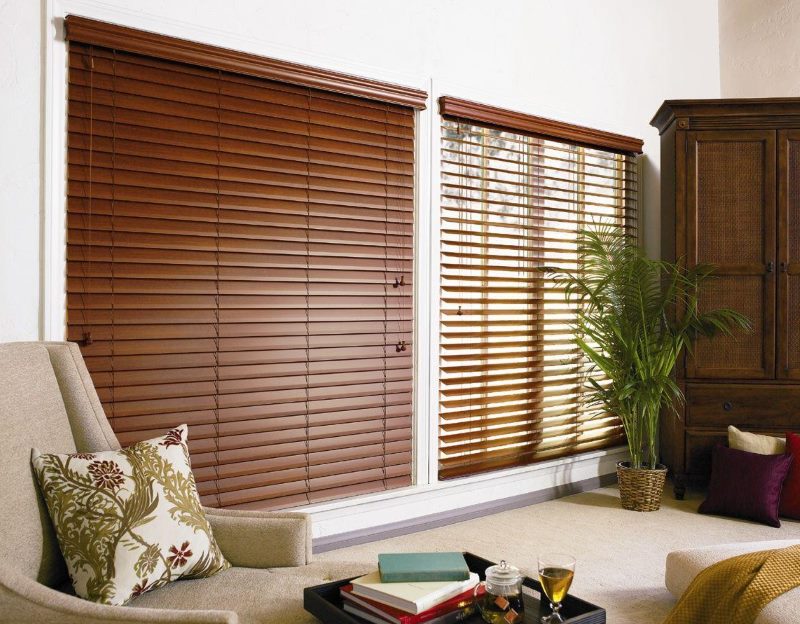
[{"left": 0, "top": 342, "right": 365, "bottom": 624}]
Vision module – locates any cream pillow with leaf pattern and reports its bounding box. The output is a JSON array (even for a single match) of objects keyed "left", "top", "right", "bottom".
[{"left": 31, "top": 424, "right": 229, "bottom": 605}]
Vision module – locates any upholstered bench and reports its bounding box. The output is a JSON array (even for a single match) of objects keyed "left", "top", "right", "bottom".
[{"left": 665, "top": 540, "right": 800, "bottom": 624}]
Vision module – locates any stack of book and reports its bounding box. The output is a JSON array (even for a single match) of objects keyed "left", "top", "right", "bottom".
[{"left": 340, "top": 553, "right": 481, "bottom": 624}]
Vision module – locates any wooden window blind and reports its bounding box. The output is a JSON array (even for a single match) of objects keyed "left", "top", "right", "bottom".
[
  {"left": 438, "top": 97, "right": 642, "bottom": 479},
  {"left": 65, "top": 17, "right": 423, "bottom": 510}
]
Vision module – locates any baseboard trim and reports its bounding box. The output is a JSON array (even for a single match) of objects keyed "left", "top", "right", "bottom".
[{"left": 313, "top": 472, "right": 617, "bottom": 553}]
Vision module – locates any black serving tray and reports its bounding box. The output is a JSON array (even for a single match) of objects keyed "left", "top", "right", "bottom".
[{"left": 304, "top": 552, "right": 605, "bottom": 624}]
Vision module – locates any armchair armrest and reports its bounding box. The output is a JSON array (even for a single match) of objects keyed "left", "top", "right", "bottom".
[
  {"left": 0, "top": 562, "right": 236, "bottom": 624},
  {"left": 203, "top": 507, "right": 312, "bottom": 568}
]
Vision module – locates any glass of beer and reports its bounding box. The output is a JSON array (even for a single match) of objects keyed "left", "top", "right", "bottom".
[{"left": 537, "top": 554, "right": 575, "bottom": 623}]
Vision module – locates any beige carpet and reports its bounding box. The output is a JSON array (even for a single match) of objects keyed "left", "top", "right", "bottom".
[
  {"left": 316, "top": 485, "right": 800, "bottom": 623},
  {"left": 131, "top": 484, "right": 800, "bottom": 623}
]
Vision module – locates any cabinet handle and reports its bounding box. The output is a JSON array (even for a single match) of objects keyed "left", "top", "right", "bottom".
[
  {"left": 780, "top": 262, "right": 788, "bottom": 273},
  {"left": 766, "top": 262, "right": 774, "bottom": 273},
  {"left": 722, "top": 401, "right": 733, "bottom": 412}
]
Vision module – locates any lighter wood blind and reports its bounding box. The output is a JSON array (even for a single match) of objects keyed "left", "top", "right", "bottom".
[
  {"left": 439, "top": 119, "right": 637, "bottom": 479},
  {"left": 66, "top": 42, "right": 414, "bottom": 509}
]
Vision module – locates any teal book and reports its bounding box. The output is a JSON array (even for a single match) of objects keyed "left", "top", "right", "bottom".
[{"left": 378, "top": 552, "right": 470, "bottom": 583}]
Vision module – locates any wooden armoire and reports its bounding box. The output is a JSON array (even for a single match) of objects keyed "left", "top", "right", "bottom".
[{"left": 652, "top": 99, "right": 800, "bottom": 498}]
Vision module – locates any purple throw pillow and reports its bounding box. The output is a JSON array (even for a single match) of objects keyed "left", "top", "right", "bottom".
[{"left": 698, "top": 444, "right": 793, "bottom": 527}]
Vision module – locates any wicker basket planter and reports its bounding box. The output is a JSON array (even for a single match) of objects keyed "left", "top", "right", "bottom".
[{"left": 616, "top": 461, "right": 668, "bottom": 512}]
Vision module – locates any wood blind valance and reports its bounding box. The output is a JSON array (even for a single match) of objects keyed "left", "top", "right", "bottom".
[
  {"left": 65, "top": 16, "right": 428, "bottom": 110},
  {"left": 438, "top": 101, "right": 638, "bottom": 479},
  {"left": 439, "top": 97, "right": 643, "bottom": 155},
  {"left": 65, "top": 22, "right": 416, "bottom": 510}
]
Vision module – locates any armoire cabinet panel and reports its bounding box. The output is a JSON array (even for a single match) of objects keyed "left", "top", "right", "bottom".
[
  {"left": 778, "top": 130, "right": 800, "bottom": 379},
  {"left": 684, "top": 430, "right": 725, "bottom": 477},
  {"left": 652, "top": 99, "right": 800, "bottom": 499},
  {"left": 685, "top": 130, "right": 776, "bottom": 380}
]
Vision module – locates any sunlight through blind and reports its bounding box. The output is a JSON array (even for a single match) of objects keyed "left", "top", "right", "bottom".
[{"left": 438, "top": 99, "right": 640, "bottom": 479}]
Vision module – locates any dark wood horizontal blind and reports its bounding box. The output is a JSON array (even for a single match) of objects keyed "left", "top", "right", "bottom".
[
  {"left": 66, "top": 27, "right": 416, "bottom": 509},
  {"left": 439, "top": 99, "right": 638, "bottom": 479}
]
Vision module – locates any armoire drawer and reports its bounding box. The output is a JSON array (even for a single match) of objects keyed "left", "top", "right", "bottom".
[
  {"left": 684, "top": 427, "right": 787, "bottom": 477},
  {"left": 685, "top": 384, "right": 800, "bottom": 428},
  {"left": 685, "top": 430, "right": 726, "bottom": 477}
]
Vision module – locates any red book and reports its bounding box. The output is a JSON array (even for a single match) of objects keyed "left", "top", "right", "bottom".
[{"left": 340, "top": 584, "right": 484, "bottom": 624}]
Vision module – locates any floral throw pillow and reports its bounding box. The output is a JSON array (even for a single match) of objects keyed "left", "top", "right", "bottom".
[{"left": 31, "top": 424, "right": 229, "bottom": 605}]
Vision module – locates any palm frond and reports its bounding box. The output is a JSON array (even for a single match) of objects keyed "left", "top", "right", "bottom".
[{"left": 545, "top": 225, "right": 750, "bottom": 468}]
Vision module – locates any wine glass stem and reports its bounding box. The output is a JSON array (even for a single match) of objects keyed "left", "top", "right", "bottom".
[{"left": 551, "top": 602, "right": 561, "bottom": 614}]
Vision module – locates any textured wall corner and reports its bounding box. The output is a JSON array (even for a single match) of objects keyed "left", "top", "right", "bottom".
[
  {"left": 0, "top": 0, "right": 42, "bottom": 341},
  {"left": 719, "top": 0, "right": 800, "bottom": 97}
]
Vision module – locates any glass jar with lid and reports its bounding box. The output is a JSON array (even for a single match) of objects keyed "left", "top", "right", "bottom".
[{"left": 473, "top": 560, "right": 524, "bottom": 624}]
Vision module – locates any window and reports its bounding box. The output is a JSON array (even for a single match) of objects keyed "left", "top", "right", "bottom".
[
  {"left": 65, "top": 17, "right": 426, "bottom": 509},
  {"left": 438, "top": 97, "right": 641, "bottom": 479}
]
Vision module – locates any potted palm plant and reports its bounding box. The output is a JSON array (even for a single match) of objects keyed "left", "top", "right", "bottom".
[{"left": 547, "top": 227, "right": 749, "bottom": 511}]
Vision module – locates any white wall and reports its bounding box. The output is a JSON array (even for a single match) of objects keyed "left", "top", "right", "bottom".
[
  {"left": 0, "top": 0, "right": 42, "bottom": 341},
  {"left": 0, "top": 0, "right": 722, "bottom": 342},
  {"left": 719, "top": 0, "right": 800, "bottom": 97}
]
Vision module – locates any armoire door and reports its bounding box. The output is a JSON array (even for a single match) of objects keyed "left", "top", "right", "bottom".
[
  {"left": 685, "top": 130, "right": 776, "bottom": 379},
  {"left": 778, "top": 130, "right": 800, "bottom": 380}
]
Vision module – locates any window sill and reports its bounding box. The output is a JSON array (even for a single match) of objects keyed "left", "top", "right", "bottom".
[{"left": 293, "top": 446, "right": 628, "bottom": 542}]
